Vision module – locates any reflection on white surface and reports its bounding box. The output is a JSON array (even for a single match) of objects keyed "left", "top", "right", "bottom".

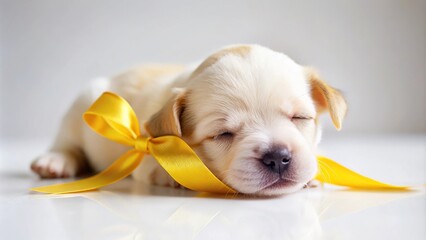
[
  {"left": 22, "top": 180, "right": 316, "bottom": 239},
  {"left": 2, "top": 176, "right": 425, "bottom": 240},
  {"left": 0, "top": 135, "right": 425, "bottom": 240}
]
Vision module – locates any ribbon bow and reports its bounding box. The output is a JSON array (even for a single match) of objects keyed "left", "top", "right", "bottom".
[
  {"left": 31, "top": 92, "right": 408, "bottom": 194},
  {"left": 31, "top": 92, "right": 235, "bottom": 194}
]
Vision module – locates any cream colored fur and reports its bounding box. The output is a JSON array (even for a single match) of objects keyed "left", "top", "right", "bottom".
[{"left": 31, "top": 44, "right": 347, "bottom": 196}]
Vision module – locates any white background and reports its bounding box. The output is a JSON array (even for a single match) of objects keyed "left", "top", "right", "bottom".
[
  {"left": 1, "top": 0, "right": 425, "bottom": 139},
  {"left": 1, "top": 2, "right": 425, "bottom": 239}
]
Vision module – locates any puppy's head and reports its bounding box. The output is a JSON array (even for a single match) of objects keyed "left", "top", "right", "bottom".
[{"left": 146, "top": 45, "right": 347, "bottom": 196}]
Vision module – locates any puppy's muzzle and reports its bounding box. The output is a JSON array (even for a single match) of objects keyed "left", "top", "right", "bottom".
[{"left": 261, "top": 147, "right": 292, "bottom": 174}]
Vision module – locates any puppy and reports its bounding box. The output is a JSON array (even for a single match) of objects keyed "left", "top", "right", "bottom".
[{"left": 31, "top": 44, "right": 347, "bottom": 196}]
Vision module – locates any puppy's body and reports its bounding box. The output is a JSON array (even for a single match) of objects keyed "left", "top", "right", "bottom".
[
  {"left": 32, "top": 45, "right": 347, "bottom": 196},
  {"left": 33, "top": 64, "right": 193, "bottom": 185}
]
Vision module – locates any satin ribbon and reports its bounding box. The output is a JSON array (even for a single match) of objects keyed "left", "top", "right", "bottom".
[
  {"left": 315, "top": 156, "right": 407, "bottom": 190},
  {"left": 31, "top": 92, "right": 408, "bottom": 194},
  {"left": 31, "top": 92, "right": 234, "bottom": 194}
]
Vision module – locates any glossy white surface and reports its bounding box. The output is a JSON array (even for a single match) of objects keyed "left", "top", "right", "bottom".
[{"left": 1, "top": 135, "right": 425, "bottom": 240}]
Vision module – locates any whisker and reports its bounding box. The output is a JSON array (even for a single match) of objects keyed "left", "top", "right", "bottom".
[
  {"left": 280, "top": 176, "right": 299, "bottom": 183},
  {"left": 230, "top": 169, "right": 260, "bottom": 175},
  {"left": 218, "top": 169, "right": 233, "bottom": 175},
  {"left": 226, "top": 172, "right": 263, "bottom": 182}
]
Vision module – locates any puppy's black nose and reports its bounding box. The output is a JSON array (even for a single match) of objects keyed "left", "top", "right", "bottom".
[{"left": 261, "top": 148, "right": 292, "bottom": 174}]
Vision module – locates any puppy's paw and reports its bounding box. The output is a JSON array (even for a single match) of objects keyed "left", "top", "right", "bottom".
[
  {"left": 149, "top": 166, "right": 181, "bottom": 188},
  {"left": 31, "top": 152, "right": 80, "bottom": 178},
  {"left": 305, "top": 179, "right": 323, "bottom": 189}
]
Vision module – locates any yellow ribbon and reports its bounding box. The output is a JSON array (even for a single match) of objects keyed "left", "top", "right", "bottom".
[
  {"left": 315, "top": 156, "right": 407, "bottom": 190},
  {"left": 31, "top": 92, "right": 234, "bottom": 194},
  {"left": 31, "top": 92, "right": 409, "bottom": 194}
]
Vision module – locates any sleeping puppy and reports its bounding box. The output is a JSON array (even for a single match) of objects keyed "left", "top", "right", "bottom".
[{"left": 31, "top": 44, "right": 347, "bottom": 196}]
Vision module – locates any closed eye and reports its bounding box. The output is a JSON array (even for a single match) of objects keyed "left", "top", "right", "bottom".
[
  {"left": 292, "top": 115, "right": 314, "bottom": 121},
  {"left": 213, "top": 131, "right": 235, "bottom": 140}
]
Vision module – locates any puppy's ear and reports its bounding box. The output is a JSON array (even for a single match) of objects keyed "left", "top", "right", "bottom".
[
  {"left": 145, "top": 89, "right": 186, "bottom": 137},
  {"left": 305, "top": 68, "right": 347, "bottom": 130}
]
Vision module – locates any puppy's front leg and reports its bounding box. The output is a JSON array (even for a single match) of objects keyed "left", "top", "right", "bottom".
[
  {"left": 132, "top": 155, "right": 181, "bottom": 188},
  {"left": 31, "top": 149, "right": 87, "bottom": 178},
  {"left": 31, "top": 94, "right": 90, "bottom": 178}
]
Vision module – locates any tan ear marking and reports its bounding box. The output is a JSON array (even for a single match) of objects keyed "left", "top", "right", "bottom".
[
  {"left": 305, "top": 68, "right": 348, "bottom": 130},
  {"left": 190, "top": 45, "right": 251, "bottom": 78},
  {"left": 144, "top": 90, "right": 187, "bottom": 137}
]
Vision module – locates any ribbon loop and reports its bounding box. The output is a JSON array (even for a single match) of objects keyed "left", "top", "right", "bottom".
[{"left": 83, "top": 92, "right": 140, "bottom": 146}]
